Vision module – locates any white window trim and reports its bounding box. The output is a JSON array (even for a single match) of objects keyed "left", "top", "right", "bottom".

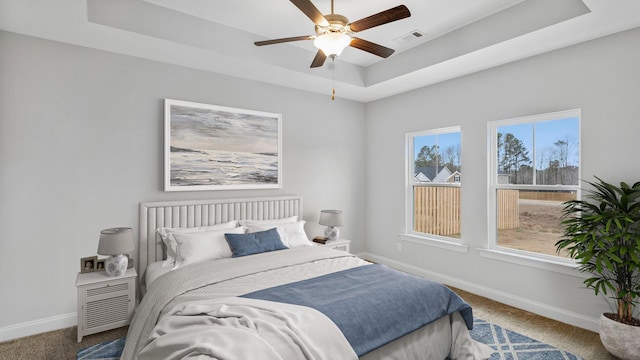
[
  {"left": 399, "top": 233, "right": 469, "bottom": 253},
  {"left": 487, "top": 109, "right": 581, "bottom": 262},
  {"left": 477, "top": 248, "right": 585, "bottom": 277},
  {"left": 404, "top": 126, "right": 462, "bottom": 249}
]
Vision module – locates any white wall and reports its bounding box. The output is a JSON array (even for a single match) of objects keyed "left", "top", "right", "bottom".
[
  {"left": 363, "top": 27, "right": 640, "bottom": 332},
  {"left": 0, "top": 30, "right": 365, "bottom": 340}
]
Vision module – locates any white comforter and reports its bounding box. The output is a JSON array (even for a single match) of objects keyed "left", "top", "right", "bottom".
[
  {"left": 122, "top": 247, "right": 492, "bottom": 360},
  {"left": 137, "top": 297, "right": 357, "bottom": 360}
]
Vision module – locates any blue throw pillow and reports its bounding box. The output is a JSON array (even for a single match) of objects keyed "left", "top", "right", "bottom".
[{"left": 225, "top": 228, "right": 288, "bottom": 257}]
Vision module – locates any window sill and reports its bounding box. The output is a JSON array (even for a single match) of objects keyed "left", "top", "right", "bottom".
[
  {"left": 477, "top": 247, "right": 586, "bottom": 277},
  {"left": 399, "top": 233, "right": 469, "bottom": 254}
]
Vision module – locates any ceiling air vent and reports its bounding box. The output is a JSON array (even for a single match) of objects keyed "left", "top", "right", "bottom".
[{"left": 394, "top": 30, "right": 426, "bottom": 45}]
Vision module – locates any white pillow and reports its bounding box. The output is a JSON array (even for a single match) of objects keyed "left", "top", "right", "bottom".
[
  {"left": 157, "top": 221, "right": 238, "bottom": 268},
  {"left": 172, "top": 226, "right": 247, "bottom": 268},
  {"left": 239, "top": 216, "right": 298, "bottom": 228},
  {"left": 247, "top": 220, "right": 311, "bottom": 248}
]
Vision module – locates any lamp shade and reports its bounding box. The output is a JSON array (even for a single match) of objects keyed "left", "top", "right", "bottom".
[
  {"left": 319, "top": 210, "right": 344, "bottom": 227},
  {"left": 97, "top": 227, "right": 134, "bottom": 255}
]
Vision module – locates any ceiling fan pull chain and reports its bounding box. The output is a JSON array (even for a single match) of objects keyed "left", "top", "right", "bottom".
[{"left": 331, "top": 56, "right": 336, "bottom": 100}]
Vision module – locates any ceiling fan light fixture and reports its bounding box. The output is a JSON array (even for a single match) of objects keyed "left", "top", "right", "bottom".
[
  {"left": 254, "top": 1, "right": 411, "bottom": 68},
  {"left": 313, "top": 32, "right": 352, "bottom": 57}
]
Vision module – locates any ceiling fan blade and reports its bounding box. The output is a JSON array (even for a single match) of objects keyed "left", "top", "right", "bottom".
[
  {"left": 310, "top": 50, "right": 327, "bottom": 68},
  {"left": 254, "top": 35, "right": 314, "bottom": 46},
  {"left": 290, "top": 0, "right": 330, "bottom": 27},
  {"left": 348, "top": 5, "right": 411, "bottom": 33},
  {"left": 350, "top": 37, "right": 395, "bottom": 58}
]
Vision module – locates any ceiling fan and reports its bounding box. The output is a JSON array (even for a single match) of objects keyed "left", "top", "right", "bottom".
[{"left": 254, "top": 0, "right": 411, "bottom": 68}]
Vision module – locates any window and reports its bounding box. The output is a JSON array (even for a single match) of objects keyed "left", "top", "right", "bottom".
[
  {"left": 488, "top": 109, "right": 580, "bottom": 258},
  {"left": 406, "top": 127, "right": 462, "bottom": 240}
]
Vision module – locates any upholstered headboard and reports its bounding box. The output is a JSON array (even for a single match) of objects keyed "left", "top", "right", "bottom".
[{"left": 138, "top": 195, "right": 303, "bottom": 275}]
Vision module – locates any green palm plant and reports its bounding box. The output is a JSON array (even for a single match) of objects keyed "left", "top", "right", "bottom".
[{"left": 555, "top": 176, "right": 640, "bottom": 325}]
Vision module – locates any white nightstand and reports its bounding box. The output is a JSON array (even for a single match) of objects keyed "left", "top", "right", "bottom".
[
  {"left": 316, "top": 238, "right": 351, "bottom": 253},
  {"left": 75, "top": 267, "right": 137, "bottom": 342}
]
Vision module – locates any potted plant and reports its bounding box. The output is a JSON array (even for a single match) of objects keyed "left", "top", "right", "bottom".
[{"left": 556, "top": 177, "right": 640, "bottom": 359}]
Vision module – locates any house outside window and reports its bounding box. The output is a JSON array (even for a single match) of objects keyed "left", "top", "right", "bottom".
[
  {"left": 406, "top": 127, "right": 461, "bottom": 240},
  {"left": 488, "top": 109, "right": 580, "bottom": 258}
]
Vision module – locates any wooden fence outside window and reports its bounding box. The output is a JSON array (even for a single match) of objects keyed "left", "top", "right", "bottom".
[{"left": 414, "top": 186, "right": 519, "bottom": 235}]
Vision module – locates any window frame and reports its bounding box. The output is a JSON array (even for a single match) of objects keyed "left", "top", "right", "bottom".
[
  {"left": 486, "top": 109, "right": 581, "bottom": 265},
  {"left": 404, "top": 126, "right": 467, "bottom": 252}
]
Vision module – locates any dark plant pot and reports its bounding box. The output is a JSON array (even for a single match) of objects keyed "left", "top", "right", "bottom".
[{"left": 599, "top": 313, "right": 640, "bottom": 360}]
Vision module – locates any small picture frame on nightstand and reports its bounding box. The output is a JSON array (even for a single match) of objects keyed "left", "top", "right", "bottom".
[
  {"left": 80, "top": 256, "right": 97, "bottom": 273},
  {"left": 95, "top": 259, "right": 105, "bottom": 272}
]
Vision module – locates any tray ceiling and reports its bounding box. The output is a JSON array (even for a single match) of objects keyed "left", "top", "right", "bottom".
[{"left": 1, "top": 0, "right": 639, "bottom": 102}]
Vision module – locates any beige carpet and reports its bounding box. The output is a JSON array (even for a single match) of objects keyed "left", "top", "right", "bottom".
[
  {"left": 0, "top": 287, "right": 614, "bottom": 360},
  {"left": 0, "top": 326, "right": 127, "bottom": 360}
]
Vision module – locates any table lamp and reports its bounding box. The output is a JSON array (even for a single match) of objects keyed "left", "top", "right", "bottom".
[
  {"left": 319, "top": 210, "right": 344, "bottom": 241},
  {"left": 97, "top": 227, "right": 134, "bottom": 277}
]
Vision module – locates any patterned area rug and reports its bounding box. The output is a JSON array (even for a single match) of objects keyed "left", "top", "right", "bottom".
[
  {"left": 77, "top": 319, "right": 583, "bottom": 359},
  {"left": 471, "top": 318, "right": 583, "bottom": 360},
  {"left": 76, "top": 337, "right": 125, "bottom": 360}
]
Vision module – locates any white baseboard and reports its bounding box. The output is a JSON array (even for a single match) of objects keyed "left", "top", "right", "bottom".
[
  {"left": 359, "top": 252, "right": 599, "bottom": 333},
  {"left": 0, "top": 312, "right": 77, "bottom": 343}
]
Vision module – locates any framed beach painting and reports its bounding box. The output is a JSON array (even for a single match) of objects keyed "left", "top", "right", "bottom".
[{"left": 164, "top": 99, "right": 282, "bottom": 191}]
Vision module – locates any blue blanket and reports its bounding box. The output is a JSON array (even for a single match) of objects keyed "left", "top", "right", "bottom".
[{"left": 241, "top": 264, "right": 473, "bottom": 356}]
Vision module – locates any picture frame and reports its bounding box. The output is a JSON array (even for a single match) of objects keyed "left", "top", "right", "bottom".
[
  {"left": 164, "top": 99, "right": 282, "bottom": 191},
  {"left": 95, "top": 259, "right": 105, "bottom": 272},
  {"left": 80, "top": 256, "right": 98, "bottom": 273}
]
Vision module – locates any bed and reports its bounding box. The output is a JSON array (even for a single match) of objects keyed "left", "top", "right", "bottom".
[{"left": 121, "top": 196, "right": 492, "bottom": 359}]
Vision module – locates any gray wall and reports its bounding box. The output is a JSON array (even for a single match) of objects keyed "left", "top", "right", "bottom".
[
  {"left": 0, "top": 31, "right": 365, "bottom": 338},
  {"left": 364, "top": 27, "right": 640, "bottom": 331},
  {"left": 2, "top": 25, "right": 639, "bottom": 339}
]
